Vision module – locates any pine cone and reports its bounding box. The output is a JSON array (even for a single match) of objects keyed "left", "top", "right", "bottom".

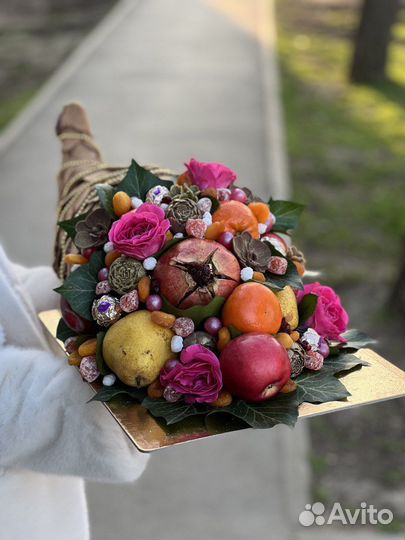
[
  {"left": 108, "top": 256, "right": 146, "bottom": 295},
  {"left": 288, "top": 342, "right": 306, "bottom": 378}
]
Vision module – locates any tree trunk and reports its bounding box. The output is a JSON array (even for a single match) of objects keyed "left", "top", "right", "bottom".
[{"left": 350, "top": 0, "right": 400, "bottom": 83}]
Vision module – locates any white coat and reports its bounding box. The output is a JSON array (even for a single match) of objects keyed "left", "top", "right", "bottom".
[{"left": 0, "top": 246, "right": 149, "bottom": 540}]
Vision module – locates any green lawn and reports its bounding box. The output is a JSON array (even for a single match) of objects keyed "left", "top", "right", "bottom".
[{"left": 276, "top": 0, "right": 404, "bottom": 285}]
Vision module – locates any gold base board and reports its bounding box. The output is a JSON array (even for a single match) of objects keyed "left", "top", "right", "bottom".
[{"left": 39, "top": 310, "right": 405, "bottom": 452}]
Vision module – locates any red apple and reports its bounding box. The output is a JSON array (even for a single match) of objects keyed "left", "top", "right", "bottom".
[
  {"left": 219, "top": 333, "right": 291, "bottom": 402},
  {"left": 153, "top": 239, "right": 240, "bottom": 309}
]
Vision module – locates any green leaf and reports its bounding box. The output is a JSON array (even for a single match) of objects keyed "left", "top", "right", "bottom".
[
  {"left": 96, "top": 331, "right": 108, "bottom": 375},
  {"left": 209, "top": 392, "right": 299, "bottom": 429},
  {"left": 116, "top": 159, "right": 173, "bottom": 200},
  {"left": 269, "top": 199, "right": 305, "bottom": 233},
  {"left": 296, "top": 353, "right": 368, "bottom": 404},
  {"left": 340, "top": 329, "right": 377, "bottom": 350},
  {"left": 298, "top": 294, "right": 318, "bottom": 325},
  {"left": 154, "top": 237, "right": 183, "bottom": 259},
  {"left": 142, "top": 397, "right": 211, "bottom": 424},
  {"left": 56, "top": 318, "right": 77, "bottom": 341},
  {"left": 161, "top": 295, "right": 226, "bottom": 326},
  {"left": 54, "top": 251, "right": 104, "bottom": 320},
  {"left": 95, "top": 184, "right": 116, "bottom": 217},
  {"left": 89, "top": 384, "right": 146, "bottom": 403},
  {"left": 228, "top": 325, "right": 243, "bottom": 339},
  {"left": 58, "top": 213, "right": 89, "bottom": 241}
]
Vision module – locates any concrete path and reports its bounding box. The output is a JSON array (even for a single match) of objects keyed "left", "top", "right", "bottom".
[{"left": 0, "top": 1, "right": 310, "bottom": 539}]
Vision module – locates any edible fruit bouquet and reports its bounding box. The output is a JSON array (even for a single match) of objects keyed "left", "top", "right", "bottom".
[{"left": 55, "top": 157, "right": 375, "bottom": 430}]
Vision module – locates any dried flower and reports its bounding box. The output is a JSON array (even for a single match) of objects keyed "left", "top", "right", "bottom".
[
  {"left": 166, "top": 198, "right": 202, "bottom": 233},
  {"left": 233, "top": 232, "right": 271, "bottom": 272},
  {"left": 74, "top": 208, "right": 112, "bottom": 249},
  {"left": 108, "top": 256, "right": 146, "bottom": 295},
  {"left": 170, "top": 183, "right": 200, "bottom": 202}
]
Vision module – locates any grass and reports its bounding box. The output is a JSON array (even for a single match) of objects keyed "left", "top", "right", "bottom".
[
  {"left": 276, "top": 0, "right": 405, "bottom": 285},
  {"left": 0, "top": 89, "right": 37, "bottom": 131}
]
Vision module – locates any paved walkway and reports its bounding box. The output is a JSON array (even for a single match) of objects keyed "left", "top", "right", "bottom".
[{"left": 0, "top": 1, "right": 311, "bottom": 539}]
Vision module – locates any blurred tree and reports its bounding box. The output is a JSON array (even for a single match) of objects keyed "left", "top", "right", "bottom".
[{"left": 350, "top": 0, "right": 400, "bottom": 83}]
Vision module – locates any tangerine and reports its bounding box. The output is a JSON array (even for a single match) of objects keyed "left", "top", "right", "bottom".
[
  {"left": 212, "top": 200, "right": 259, "bottom": 239},
  {"left": 222, "top": 282, "right": 282, "bottom": 334}
]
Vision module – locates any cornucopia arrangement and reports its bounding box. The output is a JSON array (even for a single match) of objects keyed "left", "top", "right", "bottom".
[{"left": 52, "top": 103, "right": 378, "bottom": 431}]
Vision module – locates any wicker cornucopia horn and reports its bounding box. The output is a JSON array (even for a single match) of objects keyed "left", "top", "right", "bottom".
[{"left": 54, "top": 103, "right": 177, "bottom": 279}]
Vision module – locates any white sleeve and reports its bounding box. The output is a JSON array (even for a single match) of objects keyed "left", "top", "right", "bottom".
[{"left": 0, "top": 343, "right": 149, "bottom": 483}]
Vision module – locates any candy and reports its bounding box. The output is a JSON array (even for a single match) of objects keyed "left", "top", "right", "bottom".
[
  {"left": 173, "top": 232, "right": 184, "bottom": 239},
  {"left": 185, "top": 218, "right": 207, "bottom": 239},
  {"left": 203, "top": 317, "right": 222, "bottom": 336},
  {"left": 197, "top": 197, "right": 212, "bottom": 213},
  {"left": 258, "top": 223, "right": 267, "bottom": 235},
  {"left": 79, "top": 355, "right": 100, "bottom": 382},
  {"left": 95, "top": 280, "right": 111, "bottom": 295},
  {"left": 112, "top": 191, "right": 132, "bottom": 216},
  {"left": 145, "top": 185, "right": 170, "bottom": 205},
  {"left": 147, "top": 380, "right": 165, "bottom": 399},
  {"left": 68, "top": 351, "right": 81, "bottom": 366},
  {"left": 163, "top": 385, "right": 181, "bottom": 403},
  {"left": 210, "top": 390, "right": 233, "bottom": 407},
  {"left": 103, "top": 374, "right": 117, "bottom": 386},
  {"left": 103, "top": 241, "right": 114, "bottom": 253},
  {"left": 173, "top": 317, "right": 195, "bottom": 338},
  {"left": 171, "top": 335, "right": 184, "bottom": 353},
  {"left": 120, "top": 289, "right": 139, "bottom": 313},
  {"left": 217, "top": 327, "right": 231, "bottom": 352},
  {"left": 143, "top": 257, "right": 157, "bottom": 271},
  {"left": 131, "top": 196, "right": 143, "bottom": 209},
  {"left": 64, "top": 336, "right": 78, "bottom": 354},
  {"left": 301, "top": 328, "right": 321, "bottom": 351},
  {"left": 64, "top": 253, "right": 88, "bottom": 265},
  {"left": 268, "top": 256, "right": 288, "bottom": 275},
  {"left": 78, "top": 338, "right": 97, "bottom": 357},
  {"left": 138, "top": 276, "right": 151, "bottom": 303},
  {"left": 151, "top": 311, "right": 176, "bottom": 328},
  {"left": 304, "top": 350, "right": 324, "bottom": 371},
  {"left": 217, "top": 188, "right": 231, "bottom": 202},
  {"left": 91, "top": 295, "right": 122, "bottom": 326},
  {"left": 146, "top": 294, "right": 163, "bottom": 311},
  {"left": 202, "top": 211, "right": 213, "bottom": 226},
  {"left": 240, "top": 266, "right": 254, "bottom": 281}
]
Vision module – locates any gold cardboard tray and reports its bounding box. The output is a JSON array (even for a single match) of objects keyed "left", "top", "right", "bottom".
[{"left": 39, "top": 309, "right": 405, "bottom": 452}]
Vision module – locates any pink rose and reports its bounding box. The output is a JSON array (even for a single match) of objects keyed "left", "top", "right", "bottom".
[
  {"left": 108, "top": 203, "right": 170, "bottom": 260},
  {"left": 185, "top": 158, "right": 236, "bottom": 191},
  {"left": 160, "top": 345, "right": 223, "bottom": 404},
  {"left": 297, "top": 282, "right": 349, "bottom": 342}
]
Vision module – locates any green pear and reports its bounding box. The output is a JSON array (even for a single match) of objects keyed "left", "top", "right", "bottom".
[
  {"left": 275, "top": 286, "right": 299, "bottom": 330},
  {"left": 103, "top": 310, "right": 175, "bottom": 387}
]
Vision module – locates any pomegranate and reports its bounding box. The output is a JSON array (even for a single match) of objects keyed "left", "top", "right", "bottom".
[{"left": 153, "top": 239, "right": 240, "bottom": 309}]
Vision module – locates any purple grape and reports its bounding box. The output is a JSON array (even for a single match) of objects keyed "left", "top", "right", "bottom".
[
  {"left": 204, "top": 316, "right": 223, "bottom": 336},
  {"left": 230, "top": 188, "right": 248, "bottom": 204},
  {"left": 218, "top": 231, "right": 234, "bottom": 251},
  {"left": 98, "top": 267, "right": 109, "bottom": 281},
  {"left": 146, "top": 294, "right": 163, "bottom": 311},
  {"left": 318, "top": 337, "right": 330, "bottom": 358}
]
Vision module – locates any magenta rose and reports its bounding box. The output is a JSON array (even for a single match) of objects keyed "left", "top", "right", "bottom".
[
  {"left": 185, "top": 158, "right": 236, "bottom": 191},
  {"left": 108, "top": 203, "right": 170, "bottom": 260},
  {"left": 297, "top": 282, "right": 349, "bottom": 342},
  {"left": 160, "top": 345, "right": 223, "bottom": 404}
]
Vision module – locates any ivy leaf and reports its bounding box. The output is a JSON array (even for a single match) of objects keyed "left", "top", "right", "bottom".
[
  {"left": 56, "top": 318, "right": 77, "bottom": 342},
  {"left": 269, "top": 199, "right": 305, "bottom": 234},
  {"left": 90, "top": 384, "right": 146, "bottom": 403},
  {"left": 116, "top": 159, "right": 173, "bottom": 200},
  {"left": 58, "top": 213, "right": 89, "bottom": 240},
  {"left": 96, "top": 331, "right": 108, "bottom": 375},
  {"left": 95, "top": 184, "right": 116, "bottom": 218},
  {"left": 228, "top": 325, "right": 243, "bottom": 339},
  {"left": 161, "top": 295, "right": 226, "bottom": 326},
  {"left": 209, "top": 392, "right": 299, "bottom": 429},
  {"left": 296, "top": 353, "right": 368, "bottom": 404},
  {"left": 54, "top": 251, "right": 104, "bottom": 320},
  {"left": 298, "top": 294, "right": 318, "bottom": 325},
  {"left": 142, "top": 397, "right": 211, "bottom": 424}
]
